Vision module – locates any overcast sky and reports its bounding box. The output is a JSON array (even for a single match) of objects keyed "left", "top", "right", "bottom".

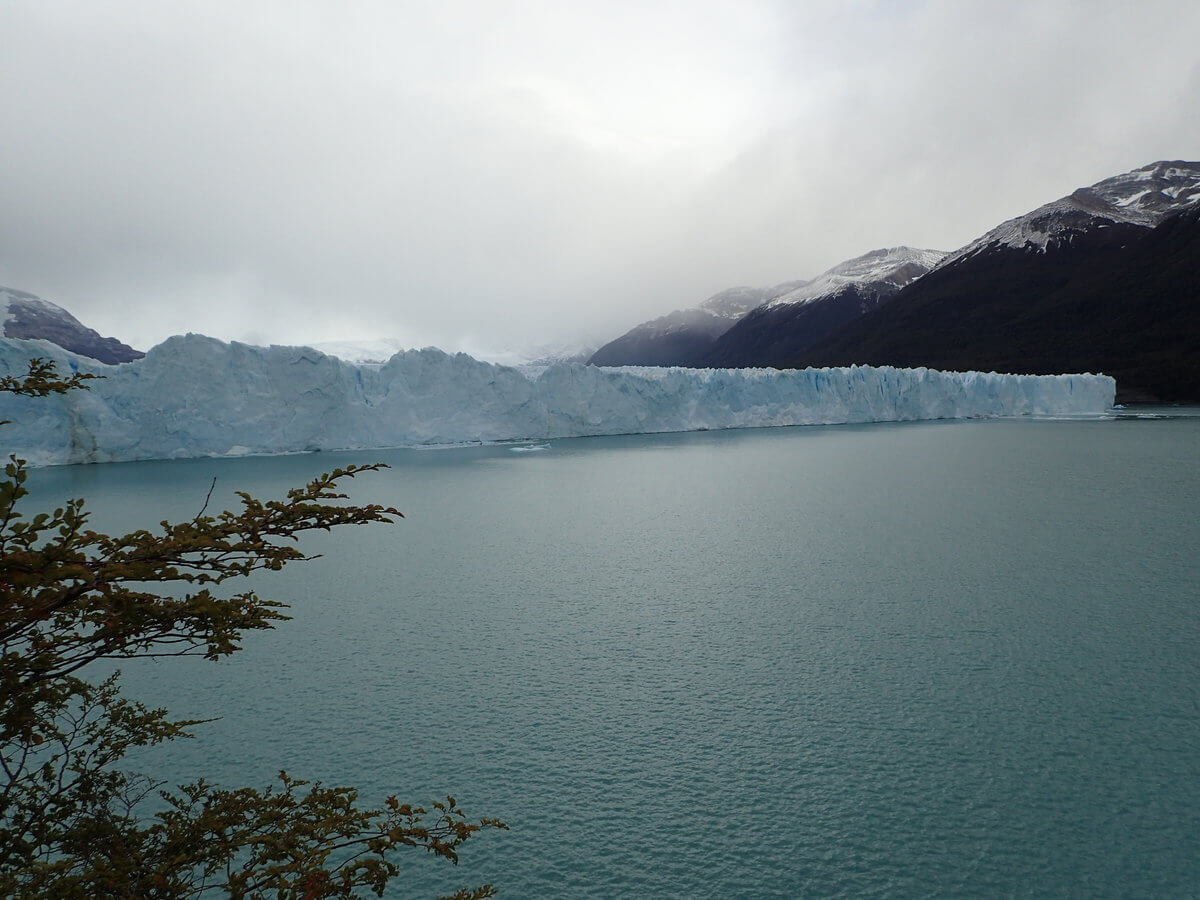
[{"left": 2, "top": 0, "right": 1198, "bottom": 356}]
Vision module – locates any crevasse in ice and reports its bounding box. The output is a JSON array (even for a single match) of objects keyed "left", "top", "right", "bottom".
[{"left": 0, "top": 334, "right": 1116, "bottom": 466}]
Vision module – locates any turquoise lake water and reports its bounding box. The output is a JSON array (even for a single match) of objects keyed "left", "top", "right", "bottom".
[{"left": 25, "top": 411, "right": 1200, "bottom": 897}]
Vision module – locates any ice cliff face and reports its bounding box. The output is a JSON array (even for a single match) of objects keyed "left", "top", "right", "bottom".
[{"left": 0, "top": 334, "right": 1115, "bottom": 466}]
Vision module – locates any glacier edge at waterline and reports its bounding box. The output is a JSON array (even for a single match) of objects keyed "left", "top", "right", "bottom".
[{"left": 0, "top": 334, "right": 1116, "bottom": 466}]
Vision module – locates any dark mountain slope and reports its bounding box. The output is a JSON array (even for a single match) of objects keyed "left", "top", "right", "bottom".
[
  {"left": 691, "top": 247, "right": 945, "bottom": 368},
  {"left": 588, "top": 283, "right": 803, "bottom": 367},
  {"left": 796, "top": 208, "right": 1200, "bottom": 403},
  {"left": 2, "top": 287, "right": 144, "bottom": 364},
  {"left": 697, "top": 247, "right": 946, "bottom": 368},
  {"left": 589, "top": 307, "right": 738, "bottom": 367},
  {"left": 697, "top": 282, "right": 893, "bottom": 368}
]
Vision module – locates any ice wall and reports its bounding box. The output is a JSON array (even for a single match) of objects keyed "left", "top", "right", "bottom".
[{"left": 0, "top": 334, "right": 1116, "bottom": 466}]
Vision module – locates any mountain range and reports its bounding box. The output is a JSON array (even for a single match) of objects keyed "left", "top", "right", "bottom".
[
  {"left": 4, "top": 160, "right": 1197, "bottom": 403},
  {"left": 589, "top": 159, "right": 1200, "bottom": 402},
  {"left": 588, "top": 248, "right": 956, "bottom": 369},
  {"left": 798, "top": 199, "right": 1200, "bottom": 403}
]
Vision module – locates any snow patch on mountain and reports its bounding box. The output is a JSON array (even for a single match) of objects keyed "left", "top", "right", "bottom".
[
  {"left": 698, "top": 283, "right": 806, "bottom": 319},
  {"left": 0, "top": 334, "right": 1115, "bottom": 467},
  {"left": 767, "top": 247, "right": 948, "bottom": 308},
  {"left": 946, "top": 160, "right": 1200, "bottom": 263}
]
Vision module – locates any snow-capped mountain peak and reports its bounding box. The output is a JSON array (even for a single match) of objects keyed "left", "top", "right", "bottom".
[
  {"left": 2, "top": 286, "right": 144, "bottom": 364},
  {"left": 698, "top": 282, "right": 808, "bottom": 319},
  {"left": 946, "top": 159, "right": 1200, "bottom": 264},
  {"left": 767, "top": 246, "right": 948, "bottom": 308},
  {"left": 3, "top": 288, "right": 78, "bottom": 330},
  {"left": 1085, "top": 160, "right": 1200, "bottom": 219}
]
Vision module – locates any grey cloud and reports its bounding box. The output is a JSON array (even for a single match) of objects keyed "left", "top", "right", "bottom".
[{"left": 2, "top": 0, "right": 1198, "bottom": 355}]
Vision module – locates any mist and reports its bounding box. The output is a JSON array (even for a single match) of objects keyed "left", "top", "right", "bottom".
[{"left": 2, "top": 0, "right": 1198, "bottom": 355}]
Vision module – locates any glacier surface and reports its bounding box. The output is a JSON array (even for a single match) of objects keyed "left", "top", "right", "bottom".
[{"left": 0, "top": 334, "right": 1116, "bottom": 466}]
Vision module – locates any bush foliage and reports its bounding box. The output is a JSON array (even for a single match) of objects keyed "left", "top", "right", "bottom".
[{"left": 0, "top": 359, "right": 504, "bottom": 898}]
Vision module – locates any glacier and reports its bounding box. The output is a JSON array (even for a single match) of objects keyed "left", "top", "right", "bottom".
[{"left": 0, "top": 334, "right": 1115, "bottom": 466}]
